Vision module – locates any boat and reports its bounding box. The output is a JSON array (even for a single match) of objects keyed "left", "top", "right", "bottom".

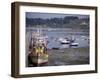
[
  {"left": 28, "top": 28, "right": 48, "bottom": 66},
  {"left": 70, "top": 42, "right": 79, "bottom": 46},
  {"left": 59, "top": 36, "right": 79, "bottom": 46},
  {"left": 58, "top": 38, "right": 70, "bottom": 44}
]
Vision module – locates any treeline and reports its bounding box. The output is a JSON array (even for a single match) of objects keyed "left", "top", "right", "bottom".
[{"left": 26, "top": 16, "right": 89, "bottom": 28}]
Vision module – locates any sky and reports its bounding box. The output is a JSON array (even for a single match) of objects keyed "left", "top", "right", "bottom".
[{"left": 26, "top": 12, "right": 89, "bottom": 19}]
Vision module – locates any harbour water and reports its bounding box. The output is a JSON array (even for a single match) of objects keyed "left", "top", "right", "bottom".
[{"left": 26, "top": 27, "right": 89, "bottom": 49}]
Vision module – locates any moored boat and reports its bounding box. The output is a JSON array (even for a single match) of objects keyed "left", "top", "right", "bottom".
[
  {"left": 28, "top": 29, "right": 48, "bottom": 66},
  {"left": 58, "top": 37, "right": 70, "bottom": 44},
  {"left": 70, "top": 42, "right": 79, "bottom": 46}
]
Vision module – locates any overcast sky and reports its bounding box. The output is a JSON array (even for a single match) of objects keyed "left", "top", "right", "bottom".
[{"left": 26, "top": 12, "right": 89, "bottom": 19}]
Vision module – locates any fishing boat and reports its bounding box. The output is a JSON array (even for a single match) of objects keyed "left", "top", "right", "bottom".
[{"left": 28, "top": 28, "right": 48, "bottom": 66}]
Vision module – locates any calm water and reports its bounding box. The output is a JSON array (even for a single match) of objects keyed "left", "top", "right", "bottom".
[{"left": 26, "top": 28, "right": 89, "bottom": 49}]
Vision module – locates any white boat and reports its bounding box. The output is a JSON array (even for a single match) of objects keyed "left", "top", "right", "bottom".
[
  {"left": 58, "top": 38, "right": 70, "bottom": 44},
  {"left": 70, "top": 42, "right": 79, "bottom": 46},
  {"left": 59, "top": 36, "right": 79, "bottom": 46}
]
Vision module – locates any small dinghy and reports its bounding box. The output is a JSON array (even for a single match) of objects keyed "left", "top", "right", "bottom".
[{"left": 70, "top": 42, "right": 79, "bottom": 46}]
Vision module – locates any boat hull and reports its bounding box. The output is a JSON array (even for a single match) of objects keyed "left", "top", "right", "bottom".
[{"left": 29, "top": 54, "right": 48, "bottom": 66}]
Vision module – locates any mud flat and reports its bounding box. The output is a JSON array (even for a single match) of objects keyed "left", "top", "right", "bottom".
[{"left": 47, "top": 47, "right": 89, "bottom": 66}]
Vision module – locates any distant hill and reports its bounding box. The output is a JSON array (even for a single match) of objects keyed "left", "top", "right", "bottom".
[{"left": 26, "top": 16, "right": 89, "bottom": 29}]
